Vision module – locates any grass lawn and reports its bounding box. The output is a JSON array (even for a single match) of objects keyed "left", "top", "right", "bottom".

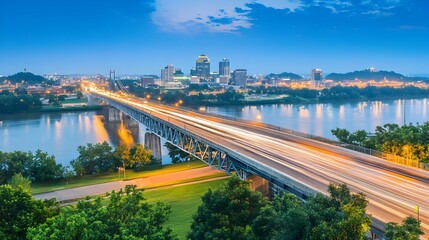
[
  {"left": 144, "top": 178, "right": 228, "bottom": 239},
  {"left": 31, "top": 160, "right": 207, "bottom": 194},
  {"left": 60, "top": 98, "right": 88, "bottom": 104}
]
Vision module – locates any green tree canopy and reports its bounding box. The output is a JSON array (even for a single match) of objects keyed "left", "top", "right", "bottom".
[
  {"left": 188, "top": 175, "right": 268, "bottom": 240},
  {"left": 385, "top": 216, "right": 424, "bottom": 240},
  {"left": 8, "top": 173, "right": 31, "bottom": 191},
  {"left": 71, "top": 141, "right": 114, "bottom": 175},
  {"left": 0, "top": 185, "right": 59, "bottom": 240},
  {"left": 27, "top": 185, "right": 177, "bottom": 240}
]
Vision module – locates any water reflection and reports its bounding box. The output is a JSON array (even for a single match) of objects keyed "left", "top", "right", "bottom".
[
  {"left": 0, "top": 109, "right": 170, "bottom": 166},
  {"left": 207, "top": 98, "right": 429, "bottom": 139},
  {"left": 1, "top": 98, "right": 428, "bottom": 166}
]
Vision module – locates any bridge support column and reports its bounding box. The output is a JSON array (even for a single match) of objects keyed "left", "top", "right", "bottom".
[
  {"left": 107, "top": 107, "right": 122, "bottom": 122},
  {"left": 246, "top": 174, "right": 270, "bottom": 197},
  {"left": 144, "top": 132, "right": 162, "bottom": 164}
]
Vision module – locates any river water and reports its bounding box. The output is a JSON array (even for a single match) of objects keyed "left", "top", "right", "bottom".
[{"left": 1, "top": 98, "right": 428, "bottom": 166}]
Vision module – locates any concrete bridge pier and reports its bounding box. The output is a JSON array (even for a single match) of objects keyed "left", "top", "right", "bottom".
[
  {"left": 107, "top": 107, "right": 122, "bottom": 122},
  {"left": 144, "top": 132, "right": 162, "bottom": 164},
  {"left": 243, "top": 172, "right": 270, "bottom": 197}
]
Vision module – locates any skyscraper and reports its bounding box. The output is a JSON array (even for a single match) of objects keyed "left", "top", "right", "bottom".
[
  {"left": 161, "top": 64, "right": 175, "bottom": 83},
  {"left": 195, "top": 54, "right": 210, "bottom": 80},
  {"left": 232, "top": 69, "right": 247, "bottom": 86},
  {"left": 311, "top": 68, "right": 323, "bottom": 88},
  {"left": 219, "top": 58, "right": 230, "bottom": 77}
]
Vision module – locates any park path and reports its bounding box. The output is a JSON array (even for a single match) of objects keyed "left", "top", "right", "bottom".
[{"left": 34, "top": 166, "right": 222, "bottom": 202}]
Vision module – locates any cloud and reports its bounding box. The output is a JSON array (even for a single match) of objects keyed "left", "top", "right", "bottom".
[
  {"left": 151, "top": 0, "right": 403, "bottom": 33},
  {"left": 151, "top": 0, "right": 302, "bottom": 33}
]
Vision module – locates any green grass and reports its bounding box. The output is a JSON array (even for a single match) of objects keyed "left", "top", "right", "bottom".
[
  {"left": 144, "top": 178, "right": 228, "bottom": 239},
  {"left": 60, "top": 98, "right": 88, "bottom": 104},
  {"left": 31, "top": 161, "right": 207, "bottom": 194}
]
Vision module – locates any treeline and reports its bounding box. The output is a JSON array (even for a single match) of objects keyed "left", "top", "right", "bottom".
[
  {"left": 188, "top": 176, "right": 423, "bottom": 240},
  {"left": 0, "top": 175, "right": 423, "bottom": 239},
  {"left": 319, "top": 85, "right": 429, "bottom": 100},
  {"left": 0, "top": 142, "right": 154, "bottom": 185},
  {"left": 71, "top": 142, "right": 153, "bottom": 175},
  {"left": 0, "top": 150, "right": 63, "bottom": 184},
  {"left": 332, "top": 122, "right": 429, "bottom": 162},
  {"left": 325, "top": 69, "right": 429, "bottom": 82},
  {"left": 0, "top": 92, "right": 42, "bottom": 113},
  {"left": 0, "top": 184, "right": 176, "bottom": 240},
  {"left": 126, "top": 83, "right": 429, "bottom": 107},
  {"left": 248, "top": 85, "right": 429, "bottom": 101}
]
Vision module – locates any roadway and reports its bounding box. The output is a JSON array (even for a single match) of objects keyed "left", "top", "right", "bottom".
[{"left": 92, "top": 89, "right": 429, "bottom": 238}]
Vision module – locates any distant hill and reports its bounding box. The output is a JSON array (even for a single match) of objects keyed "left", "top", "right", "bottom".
[
  {"left": 0, "top": 72, "right": 50, "bottom": 84},
  {"left": 266, "top": 72, "right": 303, "bottom": 80},
  {"left": 326, "top": 69, "right": 429, "bottom": 82}
]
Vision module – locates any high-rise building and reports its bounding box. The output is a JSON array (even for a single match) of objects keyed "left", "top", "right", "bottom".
[
  {"left": 161, "top": 64, "right": 175, "bottom": 83},
  {"left": 219, "top": 58, "right": 230, "bottom": 77},
  {"left": 196, "top": 54, "right": 210, "bottom": 80},
  {"left": 311, "top": 68, "right": 323, "bottom": 88},
  {"left": 232, "top": 69, "right": 247, "bottom": 86}
]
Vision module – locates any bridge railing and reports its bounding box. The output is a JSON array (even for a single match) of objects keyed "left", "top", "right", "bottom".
[{"left": 174, "top": 104, "right": 429, "bottom": 171}]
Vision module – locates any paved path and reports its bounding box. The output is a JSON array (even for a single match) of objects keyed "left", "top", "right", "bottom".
[{"left": 34, "top": 167, "right": 222, "bottom": 202}]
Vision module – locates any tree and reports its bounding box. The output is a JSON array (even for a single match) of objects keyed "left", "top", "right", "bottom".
[
  {"left": 131, "top": 144, "right": 152, "bottom": 169},
  {"left": 8, "top": 173, "right": 31, "bottom": 191},
  {"left": 27, "top": 185, "right": 177, "bottom": 240},
  {"left": 331, "top": 128, "right": 351, "bottom": 143},
  {"left": 71, "top": 141, "right": 114, "bottom": 175},
  {"left": 252, "top": 183, "right": 370, "bottom": 240},
  {"left": 188, "top": 175, "right": 268, "bottom": 240},
  {"left": 385, "top": 216, "right": 424, "bottom": 240},
  {"left": 28, "top": 150, "right": 64, "bottom": 182},
  {"left": 76, "top": 91, "right": 83, "bottom": 99},
  {"left": 0, "top": 185, "right": 59, "bottom": 240}
]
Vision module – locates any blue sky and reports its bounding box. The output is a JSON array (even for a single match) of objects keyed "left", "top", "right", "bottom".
[{"left": 1, "top": 0, "right": 428, "bottom": 76}]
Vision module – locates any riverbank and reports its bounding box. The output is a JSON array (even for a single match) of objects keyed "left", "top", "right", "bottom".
[
  {"left": 179, "top": 94, "right": 429, "bottom": 108},
  {"left": 37, "top": 104, "right": 104, "bottom": 112}
]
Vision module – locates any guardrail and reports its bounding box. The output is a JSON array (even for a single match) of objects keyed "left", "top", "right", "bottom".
[{"left": 174, "top": 104, "right": 429, "bottom": 171}]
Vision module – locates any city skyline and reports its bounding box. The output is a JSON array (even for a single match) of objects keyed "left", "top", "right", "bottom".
[{"left": 1, "top": 0, "right": 428, "bottom": 76}]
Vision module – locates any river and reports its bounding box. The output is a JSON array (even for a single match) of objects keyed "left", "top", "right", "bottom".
[{"left": 0, "top": 98, "right": 428, "bottom": 166}]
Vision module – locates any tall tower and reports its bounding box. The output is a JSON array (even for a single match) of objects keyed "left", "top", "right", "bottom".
[
  {"left": 195, "top": 54, "right": 210, "bottom": 80},
  {"left": 219, "top": 58, "right": 230, "bottom": 77},
  {"left": 161, "top": 64, "right": 175, "bottom": 84},
  {"left": 311, "top": 68, "right": 323, "bottom": 88}
]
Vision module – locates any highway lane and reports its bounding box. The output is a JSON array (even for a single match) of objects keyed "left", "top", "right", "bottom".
[{"left": 92, "top": 90, "right": 429, "bottom": 238}]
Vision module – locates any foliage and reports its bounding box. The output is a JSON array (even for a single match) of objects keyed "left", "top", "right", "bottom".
[
  {"left": 188, "top": 175, "right": 268, "bottom": 240},
  {"left": 114, "top": 143, "right": 153, "bottom": 171},
  {"left": 71, "top": 141, "right": 115, "bottom": 175},
  {"left": 266, "top": 71, "right": 303, "bottom": 80},
  {"left": 8, "top": 173, "right": 31, "bottom": 190},
  {"left": 0, "top": 94, "right": 42, "bottom": 113},
  {"left": 385, "top": 216, "right": 424, "bottom": 240},
  {"left": 165, "top": 142, "right": 196, "bottom": 163},
  {"left": 76, "top": 91, "right": 83, "bottom": 99},
  {"left": 252, "top": 183, "right": 371, "bottom": 240},
  {"left": 131, "top": 143, "right": 152, "bottom": 168},
  {"left": 189, "top": 179, "right": 372, "bottom": 240},
  {"left": 0, "top": 72, "right": 50, "bottom": 84},
  {"left": 326, "top": 69, "right": 429, "bottom": 82},
  {"left": 0, "top": 185, "right": 59, "bottom": 240},
  {"left": 27, "top": 185, "right": 178, "bottom": 240},
  {"left": 332, "top": 122, "right": 429, "bottom": 162},
  {"left": 0, "top": 150, "right": 63, "bottom": 184}
]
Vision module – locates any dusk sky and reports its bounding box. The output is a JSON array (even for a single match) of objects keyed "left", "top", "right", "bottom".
[{"left": 1, "top": 0, "right": 428, "bottom": 76}]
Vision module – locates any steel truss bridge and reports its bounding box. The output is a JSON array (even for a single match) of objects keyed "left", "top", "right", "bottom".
[{"left": 91, "top": 90, "right": 429, "bottom": 239}]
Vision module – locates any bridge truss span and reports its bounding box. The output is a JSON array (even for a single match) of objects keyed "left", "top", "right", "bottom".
[{"left": 99, "top": 95, "right": 317, "bottom": 200}]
